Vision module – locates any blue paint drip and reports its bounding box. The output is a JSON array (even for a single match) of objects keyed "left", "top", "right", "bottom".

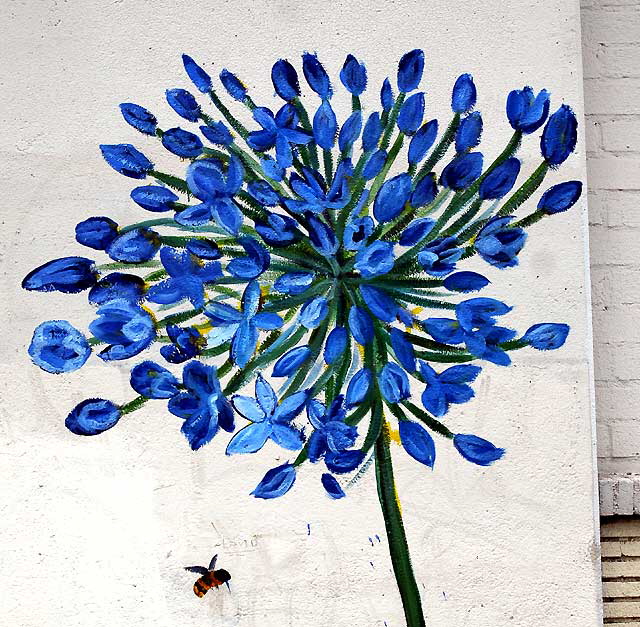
[{"left": 307, "top": 523, "right": 311, "bottom": 536}]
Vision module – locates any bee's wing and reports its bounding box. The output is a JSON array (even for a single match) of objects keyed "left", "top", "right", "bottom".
[
  {"left": 208, "top": 554, "right": 218, "bottom": 571},
  {"left": 184, "top": 566, "right": 209, "bottom": 576}
]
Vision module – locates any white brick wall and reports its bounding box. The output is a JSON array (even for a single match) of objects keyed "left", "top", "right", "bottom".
[{"left": 582, "top": 0, "right": 640, "bottom": 483}]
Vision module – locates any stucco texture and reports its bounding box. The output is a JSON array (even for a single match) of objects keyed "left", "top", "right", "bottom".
[{"left": 0, "top": 1, "right": 600, "bottom": 625}]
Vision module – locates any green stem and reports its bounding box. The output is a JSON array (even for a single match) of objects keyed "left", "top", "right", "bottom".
[
  {"left": 120, "top": 395, "right": 148, "bottom": 415},
  {"left": 376, "top": 424, "right": 426, "bottom": 627},
  {"left": 414, "top": 114, "right": 460, "bottom": 182}
]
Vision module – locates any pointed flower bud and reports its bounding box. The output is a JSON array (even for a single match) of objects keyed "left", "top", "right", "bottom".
[
  {"left": 381, "top": 78, "right": 394, "bottom": 110},
  {"left": 397, "top": 92, "right": 425, "bottom": 135},
  {"left": 321, "top": 473, "right": 346, "bottom": 499},
  {"left": 252, "top": 463, "right": 297, "bottom": 499},
  {"left": 220, "top": 69, "right": 247, "bottom": 101},
  {"left": 541, "top": 105, "right": 578, "bottom": 166},
  {"left": 379, "top": 362, "right": 410, "bottom": 403},
  {"left": 302, "top": 52, "right": 332, "bottom": 99},
  {"left": 119, "top": 103, "right": 157, "bottom": 135},
  {"left": 408, "top": 119, "right": 438, "bottom": 164},
  {"left": 65, "top": 399, "right": 121, "bottom": 436},
  {"left": 354, "top": 242, "right": 395, "bottom": 279},
  {"left": 397, "top": 49, "right": 425, "bottom": 93},
  {"left": 443, "top": 271, "right": 489, "bottom": 293},
  {"left": 399, "top": 421, "right": 436, "bottom": 468},
  {"left": 411, "top": 173, "right": 438, "bottom": 208},
  {"left": 340, "top": 54, "right": 367, "bottom": 95},
  {"left": 166, "top": 88, "right": 200, "bottom": 122},
  {"left": 131, "top": 185, "right": 179, "bottom": 212},
  {"left": 453, "top": 433, "right": 504, "bottom": 466},
  {"left": 373, "top": 172, "right": 412, "bottom": 221},
  {"left": 273, "top": 346, "right": 311, "bottom": 377},
  {"left": 345, "top": 368, "right": 372, "bottom": 408},
  {"left": 339, "top": 110, "right": 363, "bottom": 152},
  {"left": 537, "top": 181, "right": 582, "bottom": 214},
  {"left": 348, "top": 306, "right": 374, "bottom": 345},
  {"left": 161, "top": 127, "right": 203, "bottom": 158},
  {"left": 182, "top": 53, "right": 212, "bottom": 93},
  {"left": 523, "top": 323, "right": 570, "bottom": 350},
  {"left": 478, "top": 157, "right": 521, "bottom": 200},
  {"left": 313, "top": 100, "right": 337, "bottom": 150},
  {"left": 451, "top": 74, "right": 477, "bottom": 113},
  {"left": 506, "top": 86, "right": 550, "bottom": 134},
  {"left": 440, "top": 152, "right": 483, "bottom": 190},
  {"left": 75, "top": 217, "right": 119, "bottom": 250},
  {"left": 362, "top": 112, "right": 383, "bottom": 152},
  {"left": 100, "top": 144, "right": 153, "bottom": 179},
  {"left": 23, "top": 257, "right": 97, "bottom": 293},
  {"left": 28, "top": 320, "right": 91, "bottom": 374},
  {"left": 455, "top": 111, "right": 483, "bottom": 152},
  {"left": 271, "top": 59, "right": 300, "bottom": 101}
]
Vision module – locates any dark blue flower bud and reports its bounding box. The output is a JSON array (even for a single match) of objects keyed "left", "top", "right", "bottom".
[
  {"left": 541, "top": 105, "right": 578, "bottom": 166},
  {"left": 340, "top": 54, "right": 367, "bottom": 96},
  {"left": 100, "top": 144, "right": 153, "bottom": 179},
  {"left": 455, "top": 111, "right": 483, "bottom": 152},
  {"left": 408, "top": 119, "right": 438, "bottom": 164},
  {"left": 119, "top": 103, "right": 157, "bottom": 135},
  {"left": 313, "top": 100, "right": 337, "bottom": 150},
  {"left": 523, "top": 323, "right": 570, "bottom": 350},
  {"left": 130, "top": 360, "right": 180, "bottom": 399},
  {"left": 362, "top": 149, "right": 387, "bottom": 180},
  {"left": 411, "top": 173, "right": 438, "bottom": 208},
  {"left": 373, "top": 172, "right": 412, "bottom": 221},
  {"left": 506, "top": 86, "right": 550, "bottom": 134},
  {"left": 453, "top": 433, "right": 504, "bottom": 466},
  {"left": 88, "top": 273, "right": 145, "bottom": 305},
  {"left": 440, "top": 152, "right": 483, "bottom": 190},
  {"left": 199, "top": 122, "right": 233, "bottom": 146},
  {"left": 362, "top": 112, "right": 383, "bottom": 152},
  {"left": 399, "top": 217, "right": 435, "bottom": 246},
  {"left": 274, "top": 272, "right": 314, "bottom": 295},
  {"left": 339, "top": 111, "right": 363, "bottom": 152},
  {"left": 247, "top": 180, "right": 280, "bottom": 206},
  {"left": 443, "top": 271, "right": 490, "bottom": 293},
  {"left": 324, "top": 327, "right": 348, "bottom": 364},
  {"left": 65, "top": 398, "right": 121, "bottom": 436},
  {"left": 325, "top": 450, "right": 365, "bottom": 474},
  {"left": 161, "top": 127, "right": 203, "bottom": 158},
  {"left": 28, "top": 320, "right": 91, "bottom": 373},
  {"left": 271, "top": 59, "right": 300, "bottom": 101},
  {"left": 381, "top": 78, "right": 394, "bottom": 110},
  {"left": 321, "top": 473, "right": 346, "bottom": 499},
  {"left": 107, "top": 228, "right": 160, "bottom": 263},
  {"left": 475, "top": 216, "right": 526, "bottom": 269},
  {"left": 537, "top": 181, "right": 582, "bottom": 214},
  {"left": 345, "top": 368, "right": 372, "bottom": 408},
  {"left": 390, "top": 328, "right": 416, "bottom": 372},
  {"left": 302, "top": 52, "right": 332, "bottom": 99},
  {"left": 478, "top": 157, "right": 521, "bottom": 200},
  {"left": 220, "top": 69, "right": 247, "bottom": 101},
  {"left": 397, "top": 92, "right": 425, "bottom": 135},
  {"left": 182, "top": 54, "right": 212, "bottom": 93},
  {"left": 354, "top": 242, "right": 395, "bottom": 280},
  {"left": 75, "top": 217, "right": 119, "bottom": 250},
  {"left": 358, "top": 284, "right": 398, "bottom": 322},
  {"left": 131, "top": 185, "right": 179, "bottom": 213},
  {"left": 348, "top": 306, "right": 374, "bottom": 345},
  {"left": 399, "top": 421, "right": 436, "bottom": 468},
  {"left": 397, "top": 49, "right": 424, "bottom": 93},
  {"left": 308, "top": 215, "right": 338, "bottom": 255},
  {"left": 451, "top": 74, "right": 477, "bottom": 113},
  {"left": 252, "top": 463, "right": 297, "bottom": 499},
  {"left": 23, "top": 257, "right": 97, "bottom": 293},
  {"left": 165, "top": 88, "right": 200, "bottom": 122},
  {"left": 185, "top": 238, "right": 221, "bottom": 260},
  {"left": 379, "top": 362, "right": 410, "bottom": 403},
  {"left": 273, "top": 346, "right": 312, "bottom": 377}
]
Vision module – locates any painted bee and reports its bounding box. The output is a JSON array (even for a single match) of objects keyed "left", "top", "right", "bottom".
[{"left": 184, "top": 554, "right": 231, "bottom": 597}]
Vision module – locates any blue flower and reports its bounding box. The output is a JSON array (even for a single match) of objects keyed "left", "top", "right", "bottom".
[
  {"left": 362, "top": 112, "right": 383, "bottom": 151},
  {"left": 23, "top": 257, "right": 98, "bottom": 293},
  {"left": 161, "top": 127, "right": 203, "bottom": 158},
  {"left": 166, "top": 88, "right": 201, "bottom": 122},
  {"left": 219, "top": 69, "right": 247, "bottom": 101},
  {"left": 307, "top": 397, "right": 359, "bottom": 472},
  {"left": 271, "top": 59, "right": 300, "bottom": 101},
  {"left": 89, "top": 299, "right": 156, "bottom": 361},
  {"left": 537, "top": 181, "right": 583, "bottom": 214},
  {"left": 399, "top": 218, "right": 435, "bottom": 246},
  {"left": 160, "top": 324, "right": 206, "bottom": 364},
  {"left": 389, "top": 327, "right": 416, "bottom": 371},
  {"left": 75, "top": 217, "right": 119, "bottom": 250},
  {"left": 247, "top": 104, "right": 311, "bottom": 168},
  {"left": 302, "top": 52, "right": 332, "bottom": 99},
  {"left": 474, "top": 217, "right": 527, "bottom": 269},
  {"left": 119, "top": 103, "right": 157, "bottom": 135},
  {"left": 168, "top": 361, "right": 234, "bottom": 450},
  {"left": 28, "top": 320, "right": 91, "bottom": 374},
  {"left": 308, "top": 215, "right": 338, "bottom": 256},
  {"left": 324, "top": 327, "right": 348, "bottom": 364},
  {"left": 345, "top": 368, "right": 372, "bottom": 408},
  {"left": 443, "top": 271, "right": 489, "bottom": 293},
  {"left": 274, "top": 272, "right": 315, "bottom": 295},
  {"left": 285, "top": 164, "right": 350, "bottom": 214},
  {"left": 131, "top": 186, "right": 179, "bottom": 212},
  {"left": 408, "top": 119, "right": 438, "bottom": 164},
  {"left": 397, "top": 93, "right": 424, "bottom": 135},
  {"left": 453, "top": 433, "right": 504, "bottom": 466},
  {"left": 418, "top": 236, "right": 463, "bottom": 277},
  {"left": 340, "top": 54, "right": 367, "bottom": 96},
  {"left": 397, "top": 49, "right": 424, "bottom": 93},
  {"left": 65, "top": 399, "right": 121, "bottom": 436},
  {"left": 339, "top": 111, "right": 363, "bottom": 152},
  {"left": 523, "top": 323, "right": 570, "bottom": 350},
  {"left": 411, "top": 173, "right": 438, "bottom": 208},
  {"left": 399, "top": 421, "right": 436, "bottom": 468},
  {"left": 359, "top": 285, "right": 398, "bottom": 322},
  {"left": 313, "top": 100, "right": 338, "bottom": 150},
  {"left": 227, "top": 375, "right": 307, "bottom": 454},
  {"left": 348, "top": 306, "right": 374, "bottom": 345},
  {"left": 373, "top": 173, "right": 412, "bottom": 222},
  {"left": 226, "top": 237, "right": 270, "bottom": 279},
  {"left": 344, "top": 216, "right": 374, "bottom": 250},
  {"left": 252, "top": 463, "right": 297, "bottom": 499},
  {"left": 256, "top": 213, "right": 299, "bottom": 247},
  {"left": 186, "top": 238, "right": 221, "bottom": 260},
  {"left": 506, "top": 86, "right": 550, "bottom": 134},
  {"left": 455, "top": 112, "right": 483, "bottom": 152},
  {"left": 180, "top": 157, "right": 244, "bottom": 234},
  {"left": 541, "top": 105, "right": 578, "bottom": 166},
  {"left": 248, "top": 180, "right": 280, "bottom": 206},
  {"left": 299, "top": 296, "right": 329, "bottom": 329},
  {"left": 419, "top": 361, "right": 481, "bottom": 417},
  {"left": 451, "top": 74, "right": 476, "bottom": 113},
  {"left": 146, "top": 247, "right": 222, "bottom": 308},
  {"left": 200, "top": 121, "right": 233, "bottom": 146},
  {"left": 478, "top": 158, "right": 521, "bottom": 200},
  {"left": 321, "top": 473, "right": 346, "bottom": 499},
  {"left": 107, "top": 228, "right": 161, "bottom": 263},
  {"left": 182, "top": 54, "right": 212, "bottom": 93},
  {"left": 354, "top": 241, "right": 395, "bottom": 278},
  {"left": 272, "top": 345, "right": 312, "bottom": 377},
  {"left": 440, "top": 152, "right": 483, "bottom": 190},
  {"left": 130, "top": 360, "right": 180, "bottom": 398},
  {"left": 206, "top": 281, "right": 283, "bottom": 367},
  {"left": 88, "top": 273, "right": 145, "bottom": 305},
  {"left": 362, "top": 150, "right": 387, "bottom": 180},
  {"left": 379, "top": 362, "right": 410, "bottom": 403},
  {"left": 100, "top": 144, "right": 154, "bottom": 178}
]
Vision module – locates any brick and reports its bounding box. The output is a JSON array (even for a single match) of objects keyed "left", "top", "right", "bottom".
[
  {"left": 584, "top": 78, "right": 640, "bottom": 115},
  {"left": 604, "top": 581, "right": 640, "bottom": 597},
  {"left": 604, "top": 601, "right": 640, "bottom": 619},
  {"left": 586, "top": 155, "right": 640, "bottom": 190},
  {"left": 595, "top": 381, "right": 640, "bottom": 425},
  {"left": 601, "top": 518, "right": 640, "bottom": 537},
  {"left": 616, "top": 477, "right": 636, "bottom": 514},
  {"left": 601, "top": 190, "right": 640, "bottom": 227},
  {"left": 590, "top": 265, "right": 640, "bottom": 307},
  {"left": 602, "top": 561, "right": 640, "bottom": 577},
  {"left": 585, "top": 117, "right": 603, "bottom": 151},
  {"left": 601, "top": 477, "right": 616, "bottom": 515},
  {"left": 582, "top": 7, "right": 640, "bottom": 45},
  {"left": 601, "top": 540, "right": 622, "bottom": 557},
  {"left": 611, "top": 422, "right": 640, "bottom": 456},
  {"left": 602, "top": 117, "right": 640, "bottom": 151},
  {"left": 595, "top": 343, "right": 640, "bottom": 381},
  {"left": 592, "top": 305, "right": 640, "bottom": 344},
  {"left": 589, "top": 225, "right": 640, "bottom": 264},
  {"left": 622, "top": 539, "right": 640, "bottom": 556}
]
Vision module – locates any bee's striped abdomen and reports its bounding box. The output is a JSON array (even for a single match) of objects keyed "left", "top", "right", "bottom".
[{"left": 193, "top": 572, "right": 222, "bottom": 597}]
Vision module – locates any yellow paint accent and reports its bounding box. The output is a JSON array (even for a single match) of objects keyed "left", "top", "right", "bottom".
[
  {"left": 388, "top": 426, "right": 401, "bottom": 446},
  {"left": 357, "top": 344, "right": 365, "bottom": 361}
]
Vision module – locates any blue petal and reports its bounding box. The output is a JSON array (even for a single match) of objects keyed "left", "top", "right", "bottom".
[
  {"left": 321, "top": 473, "right": 346, "bottom": 499},
  {"left": 397, "top": 92, "right": 425, "bottom": 135},
  {"left": 373, "top": 173, "right": 412, "bottom": 222},
  {"left": 232, "top": 395, "right": 266, "bottom": 422},
  {"left": 226, "top": 422, "right": 272, "bottom": 454},
  {"left": 272, "top": 346, "right": 311, "bottom": 377},
  {"left": 325, "top": 449, "right": 365, "bottom": 474},
  {"left": 399, "top": 218, "right": 435, "bottom": 246},
  {"left": 345, "top": 368, "right": 372, "bottom": 408},
  {"left": 362, "top": 112, "right": 383, "bottom": 152},
  {"left": 348, "top": 306, "right": 374, "bottom": 345},
  {"left": 378, "top": 362, "right": 410, "bottom": 403},
  {"left": 324, "top": 327, "right": 348, "bottom": 364},
  {"left": 359, "top": 285, "right": 398, "bottom": 322},
  {"left": 274, "top": 272, "right": 315, "bottom": 295},
  {"left": 408, "top": 119, "right": 438, "bottom": 164},
  {"left": 252, "top": 463, "right": 297, "bottom": 499},
  {"left": 390, "top": 328, "right": 416, "bottom": 372},
  {"left": 443, "top": 271, "right": 490, "bottom": 293},
  {"left": 399, "top": 421, "right": 436, "bottom": 468},
  {"left": 451, "top": 74, "right": 477, "bottom": 113},
  {"left": 119, "top": 103, "right": 157, "bottom": 135},
  {"left": 313, "top": 100, "right": 337, "bottom": 150},
  {"left": 453, "top": 433, "right": 505, "bottom": 466},
  {"left": 271, "top": 424, "right": 305, "bottom": 450}
]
